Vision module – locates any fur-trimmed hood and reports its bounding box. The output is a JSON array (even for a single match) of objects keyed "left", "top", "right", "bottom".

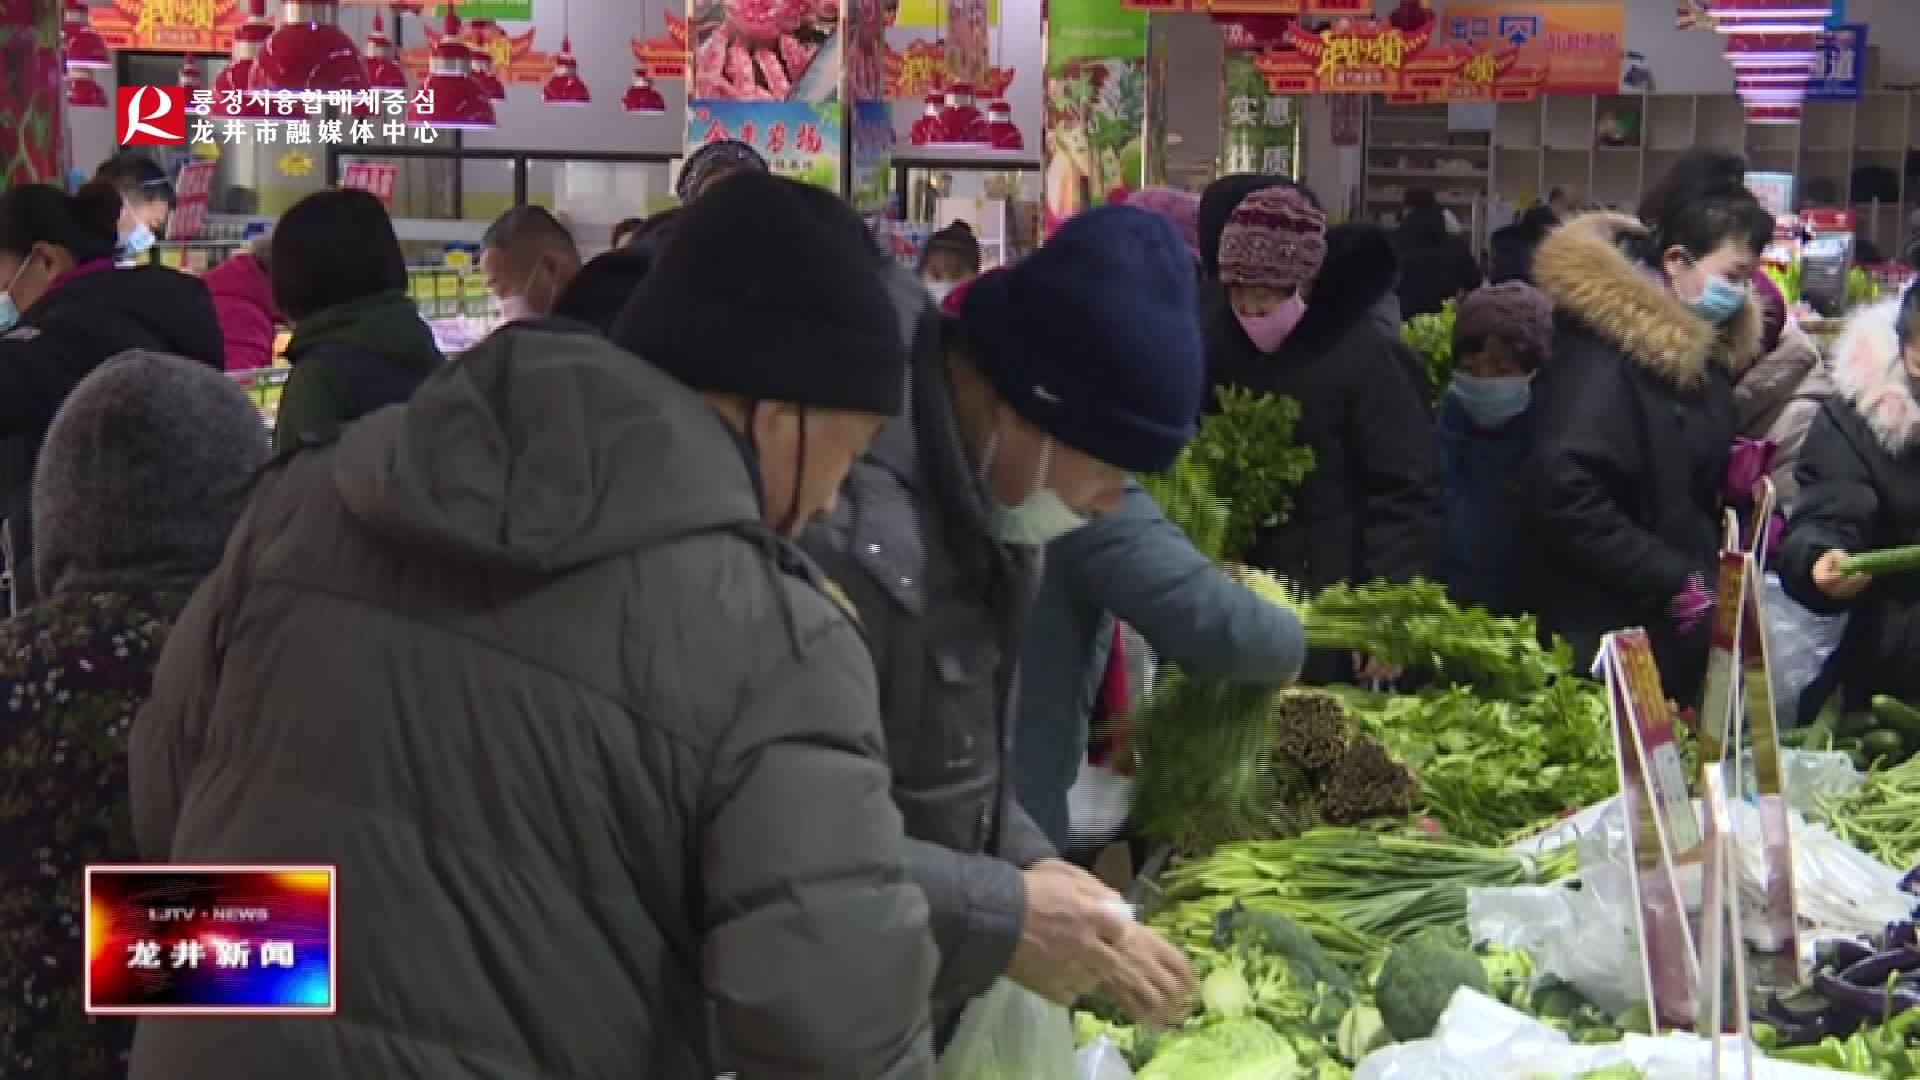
[
  {"left": 1532, "top": 212, "right": 1762, "bottom": 391},
  {"left": 1830, "top": 295, "right": 1920, "bottom": 454}
]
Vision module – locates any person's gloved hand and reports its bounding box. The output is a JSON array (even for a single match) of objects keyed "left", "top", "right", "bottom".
[
  {"left": 1725, "top": 436, "right": 1777, "bottom": 502},
  {"left": 1669, "top": 571, "right": 1715, "bottom": 634}
]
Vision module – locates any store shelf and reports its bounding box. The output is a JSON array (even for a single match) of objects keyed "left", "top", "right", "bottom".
[{"left": 1363, "top": 101, "right": 1494, "bottom": 246}]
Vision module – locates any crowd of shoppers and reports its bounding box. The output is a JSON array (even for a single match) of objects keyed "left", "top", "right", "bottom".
[{"left": 5, "top": 136, "right": 1919, "bottom": 1078}]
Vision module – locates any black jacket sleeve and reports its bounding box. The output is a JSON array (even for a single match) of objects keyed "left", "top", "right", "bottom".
[
  {"left": 0, "top": 318, "right": 105, "bottom": 436},
  {"left": 1531, "top": 338, "right": 1696, "bottom": 610},
  {"left": 1350, "top": 332, "right": 1444, "bottom": 583},
  {"left": 1781, "top": 401, "right": 1879, "bottom": 616}
]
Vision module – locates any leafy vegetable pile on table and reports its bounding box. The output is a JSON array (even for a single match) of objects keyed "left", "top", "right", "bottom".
[
  {"left": 1815, "top": 755, "right": 1920, "bottom": 871},
  {"left": 1137, "top": 387, "right": 1313, "bottom": 567},
  {"left": 1146, "top": 830, "right": 1577, "bottom": 968},
  {"left": 1399, "top": 299, "right": 1456, "bottom": 403},
  {"left": 1325, "top": 680, "right": 1618, "bottom": 846}
]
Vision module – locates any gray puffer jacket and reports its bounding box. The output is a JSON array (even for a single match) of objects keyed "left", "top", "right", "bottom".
[
  {"left": 128, "top": 323, "right": 936, "bottom": 1079},
  {"left": 801, "top": 274, "right": 1054, "bottom": 1037}
]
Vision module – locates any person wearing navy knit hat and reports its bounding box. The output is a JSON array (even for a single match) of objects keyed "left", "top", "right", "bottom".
[{"left": 799, "top": 203, "right": 1201, "bottom": 1051}]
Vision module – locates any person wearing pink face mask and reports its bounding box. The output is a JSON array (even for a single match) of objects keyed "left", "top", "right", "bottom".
[{"left": 1204, "top": 183, "right": 1444, "bottom": 687}]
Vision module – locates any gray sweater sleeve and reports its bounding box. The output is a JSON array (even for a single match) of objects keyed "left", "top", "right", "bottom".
[{"left": 1055, "top": 483, "right": 1305, "bottom": 684}]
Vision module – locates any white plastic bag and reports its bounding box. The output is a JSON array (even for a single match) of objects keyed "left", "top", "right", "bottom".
[
  {"left": 1763, "top": 572, "right": 1846, "bottom": 721},
  {"left": 937, "top": 978, "right": 1077, "bottom": 1080},
  {"left": 1353, "top": 988, "right": 1858, "bottom": 1079},
  {"left": 1073, "top": 1036, "right": 1135, "bottom": 1080}
]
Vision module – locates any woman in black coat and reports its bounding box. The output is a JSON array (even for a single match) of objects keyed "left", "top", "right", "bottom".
[
  {"left": 1396, "top": 197, "right": 1482, "bottom": 318},
  {"left": 1203, "top": 185, "right": 1443, "bottom": 686},
  {"left": 1527, "top": 149, "right": 1770, "bottom": 705},
  {"left": 1780, "top": 286, "right": 1920, "bottom": 713}
]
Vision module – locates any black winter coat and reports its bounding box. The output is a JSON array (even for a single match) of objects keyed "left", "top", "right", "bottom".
[
  {"left": 1527, "top": 214, "right": 1760, "bottom": 705},
  {"left": 1204, "top": 224, "right": 1443, "bottom": 594},
  {"left": 0, "top": 265, "right": 222, "bottom": 611},
  {"left": 1396, "top": 236, "right": 1482, "bottom": 319},
  {"left": 1780, "top": 297, "right": 1920, "bottom": 708}
]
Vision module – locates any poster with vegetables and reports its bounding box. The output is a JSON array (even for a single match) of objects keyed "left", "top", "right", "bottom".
[
  {"left": 1222, "top": 52, "right": 1297, "bottom": 177},
  {"left": 0, "top": 0, "right": 62, "bottom": 191},
  {"left": 685, "top": 101, "right": 843, "bottom": 191},
  {"left": 1042, "top": 0, "right": 1146, "bottom": 232}
]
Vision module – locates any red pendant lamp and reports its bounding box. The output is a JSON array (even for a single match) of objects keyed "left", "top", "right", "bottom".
[
  {"left": 542, "top": 0, "right": 590, "bottom": 106},
  {"left": 909, "top": 93, "right": 943, "bottom": 147},
  {"left": 212, "top": 0, "right": 274, "bottom": 119},
  {"left": 179, "top": 54, "right": 203, "bottom": 92},
  {"left": 67, "top": 69, "right": 108, "bottom": 107},
  {"left": 622, "top": 66, "right": 666, "bottom": 114},
  {"left": 931, "top": 82, "right": 988, "bottom": 150},
  {"left": 250, "top": 1, "right": 369, "bottom": 94},
  {"left": 61, "top": 0, "right": 111, "bottom": 70},
  {"left": 467, "top": 18, "right": 508, "bottom": 100},
  {"left": 980, "top": 3, "right": 1022, "bottom": 153},
  {"left": 364, "top": 11, "right": 409, "bottom": 95},
  {"left": 1709, "top": 0, "right": 1833, "bottom": 34},
  {"left": 411, "top": 9, "right": 496, "bottom": 130}
]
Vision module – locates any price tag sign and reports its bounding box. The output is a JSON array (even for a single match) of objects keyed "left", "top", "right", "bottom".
[
  {"left": 339, "top": 162, "right": 399, "bottom": 208},
  {"left": 165, "top": 161, "right": 217, "bottom": 242}
]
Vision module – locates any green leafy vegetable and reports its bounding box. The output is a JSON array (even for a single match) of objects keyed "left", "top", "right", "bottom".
[
  {"left": 1400, "top": 300, "right": 1456, "bottom": 403},
  {"left": 1373, "top": 927, "right": 1488, "bottom": 1041}
]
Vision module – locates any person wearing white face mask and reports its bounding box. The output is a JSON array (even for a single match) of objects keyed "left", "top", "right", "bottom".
[
  {"left": 481, "top": 205, "right": 580, "bottom": 323},
  {"left": 803, "top": 204, "right": 1204, "bottom": 1050},
  {"left": 918, "top": 220, "right": 980, "bottom": 305}
]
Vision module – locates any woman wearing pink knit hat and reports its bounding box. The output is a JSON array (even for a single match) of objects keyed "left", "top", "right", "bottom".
[
  {"left": 1204, "top": 184, "right": 1445, "bottom": 687},
  {"left": 1123, "top": 186, "right": 1201, "bottom": 266}
]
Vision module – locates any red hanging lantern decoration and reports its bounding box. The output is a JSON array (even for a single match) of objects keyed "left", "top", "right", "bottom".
[
  {"left": 364, "top": 11, "right": 409, "bottom": 94},
  {"left": 931, "top": 81, "right": 988, "bottom": 150},
  {"left": 251, "top": 0, "right": 370, "bottom": 94},
  {"left": 67, "top": 69, "right": 108, "bottom": 107},
  {"left": 212, "top": 0, "right": 276, "bottom": 120},
  {"left": 61, "top": 0, "right": 111, "bottom": 70},
  {"left": 909, "top": 93, "right": 943, "bottom": 147},
  {"left": 542, "top": 0, "right": 591, "bottom": 106},
  {"left": 622, "top": 66, "right": 666, "bottom": 114},
  {"left": 179, "top": 54, "right": 203, "bottom": 92},
  {"left": 411, "top": 9, "right": 496, "bottom": 130},
  {"left": 467, "top": 18, "right": 508, "bottom": 101}
]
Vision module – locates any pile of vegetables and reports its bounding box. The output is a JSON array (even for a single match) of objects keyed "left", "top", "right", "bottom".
[
  {"left": 1146, "top": 830, "right": 1576, "bottom": 969},
  {"left": 1787, "top": 695, "right": 1920, "bottom": 772},
  {"left": 1816, "top": 755, "right": 1920, "bottom": 872},
  {"left": 1399, "top": 299, "right": 1456, "bottom": 403},
  {"left": 1138, "top": 386, "right": 1314, "bottom": 566}
]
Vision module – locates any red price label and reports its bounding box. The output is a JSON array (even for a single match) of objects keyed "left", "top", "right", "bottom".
[{"left": 339, "top": 163, "right": 399, "bottom": 208}]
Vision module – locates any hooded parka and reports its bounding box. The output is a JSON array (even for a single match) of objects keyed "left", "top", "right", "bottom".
[
  {"left": 128, "top": 322, "right": 937, "bottom": 1079},
  {"left": 1780, "top": 297, "right": 1920, "bottom": 709},
  {"left": 1528, "top": 213, "right": 1761, "bottom": 701}
]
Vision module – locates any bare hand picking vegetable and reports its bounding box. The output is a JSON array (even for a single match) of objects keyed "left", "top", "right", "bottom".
[
  {"left": 1814, "top": 549, "right": 1873, "bottom": 602},
  {"left": 1006, "top": 858, "right": 1132, "bottom": 1005},
  {"left": 1100, "top": 921, "right": 1197, "bottom": 1028}
]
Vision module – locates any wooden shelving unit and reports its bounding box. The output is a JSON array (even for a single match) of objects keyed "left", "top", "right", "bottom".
[
  {"left": 1480, "top": 91, "right": 1920, "bottom": 257},
  {"left": 1362, "top": 102, "right": 1493, "bottom": 247}
]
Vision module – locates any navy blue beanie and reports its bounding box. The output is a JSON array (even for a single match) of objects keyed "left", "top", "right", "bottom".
[{"left": 958, "top": 205, "right": 1202, "bottom": 473}]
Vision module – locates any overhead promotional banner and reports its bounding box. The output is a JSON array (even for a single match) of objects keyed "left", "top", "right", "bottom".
[
  {"left": 1808, "top": 23, "right": 1866, "bottom": 101},
  {"left": 1436, "top": 3, "right": 1623, "bottom": 96},
  {"left": 89, "top": 0, "right": 243, "bottom": 54},
  {"left": 1120, "top": 0, "right": 1367, "bottom": 13}
]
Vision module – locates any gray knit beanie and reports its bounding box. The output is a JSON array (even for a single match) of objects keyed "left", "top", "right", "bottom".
[{"left": 34, "top": 350, "right": 271, "bottom": 596}]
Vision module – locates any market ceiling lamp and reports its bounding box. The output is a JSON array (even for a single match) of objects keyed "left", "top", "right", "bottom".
[
  {"left": 542, "top": 0, "right": 590, "bottom": 106},
  {"left": 1734, "top": 62, "right": 1816, "bottom": 83},
  {"left": 1709, "top": 0, "right": 1833, "bottom": 34},
  {"left": 909, "top": 93, "right": 943, "bottom": 147},
  {"left": 467, "top": 18, "right": 508, "bottom": 101},
  {"left": 364, "top": 11, "right": 410, "bottom": 95},
  {"left": 1745, "top": 103, "right": 1804, "bottom": 125},
  {"left": 61, "top": 0, "right": 111, "bottom": 70},
  {"left": 929, "top": 82, "right": 991, "bottom": 151},
  {"left": 622, "top": 66, "right": 666, "bottom": 114},
  {"left": 980, "top": 2, "right": 1023, "bottom": 153},
  {"left": 411, "top": 10, "right": 496, "bottom": 130},
  {"left": 66, "top": 69, "right": 108, "bottom": 107},
  {"left": 213, "top": 0, "right": 276, "bottom": 119},
  {"left": 252, "top": 1, "right": 370, "bottom": 94},
  {"left": 179, "top": 53, "right": 203, "bottom": 92}
]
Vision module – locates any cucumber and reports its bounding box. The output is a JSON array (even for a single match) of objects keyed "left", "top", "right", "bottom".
[
  {"left": 1839, "top": 545, "right": 1920, "bottom": 576},
  {"left": 1862, "top": 729, "right": 1907, "bottom": 763},
  {"left": 1835, "top": 710, "right": 1878, "bottom": 738},
  {"left": 1873, "top": 695, "right": 1920, "bottom": 737}
]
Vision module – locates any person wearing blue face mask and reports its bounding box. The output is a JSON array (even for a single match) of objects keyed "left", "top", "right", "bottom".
[
  {"left": 1436, "top": 282, "right": 1553, "bottom": 615},
  {"left": 93, "top": 152, "right": 175, "bottom": 262},
  {"left": 1527, "top": 147, "right": 1772, "bottom": 706},
  {"left": 0, "top": 182, "right": 222, "bottom": 612}
]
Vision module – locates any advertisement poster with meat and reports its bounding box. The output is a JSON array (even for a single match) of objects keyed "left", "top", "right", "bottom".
[
  {"left": 1042, "top": 0, "right": 1148, "bottom": 234},
  {"left": 686, "top": 100, "right": 843, "bottom": 191},
  {"left": 691, "top": 0, "right": 844, "bottom": 101}
]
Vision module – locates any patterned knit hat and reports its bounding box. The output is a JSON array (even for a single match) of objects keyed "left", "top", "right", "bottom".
[
  {"left": 1124, "top": 186, "right": 1201, "bottom": 262},
  {"left": 1217, "top": 186, "right": 1328, "bottom": 291},
  {"left": 675, "top": 139, "right": 768, "bottom": 202}
]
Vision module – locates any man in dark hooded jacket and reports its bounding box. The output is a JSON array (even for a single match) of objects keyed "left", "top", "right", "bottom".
[{"left": 129, "top": 174, "right": 937, "bottom": 1079}]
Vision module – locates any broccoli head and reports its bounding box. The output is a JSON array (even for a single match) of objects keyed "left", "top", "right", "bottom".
[
  {"left": 1373, "top": 928, "right": 1488, "bottom": 1042},
  {"left": 1212, "top": 905, "right": 1352, "bottom": 996}
]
